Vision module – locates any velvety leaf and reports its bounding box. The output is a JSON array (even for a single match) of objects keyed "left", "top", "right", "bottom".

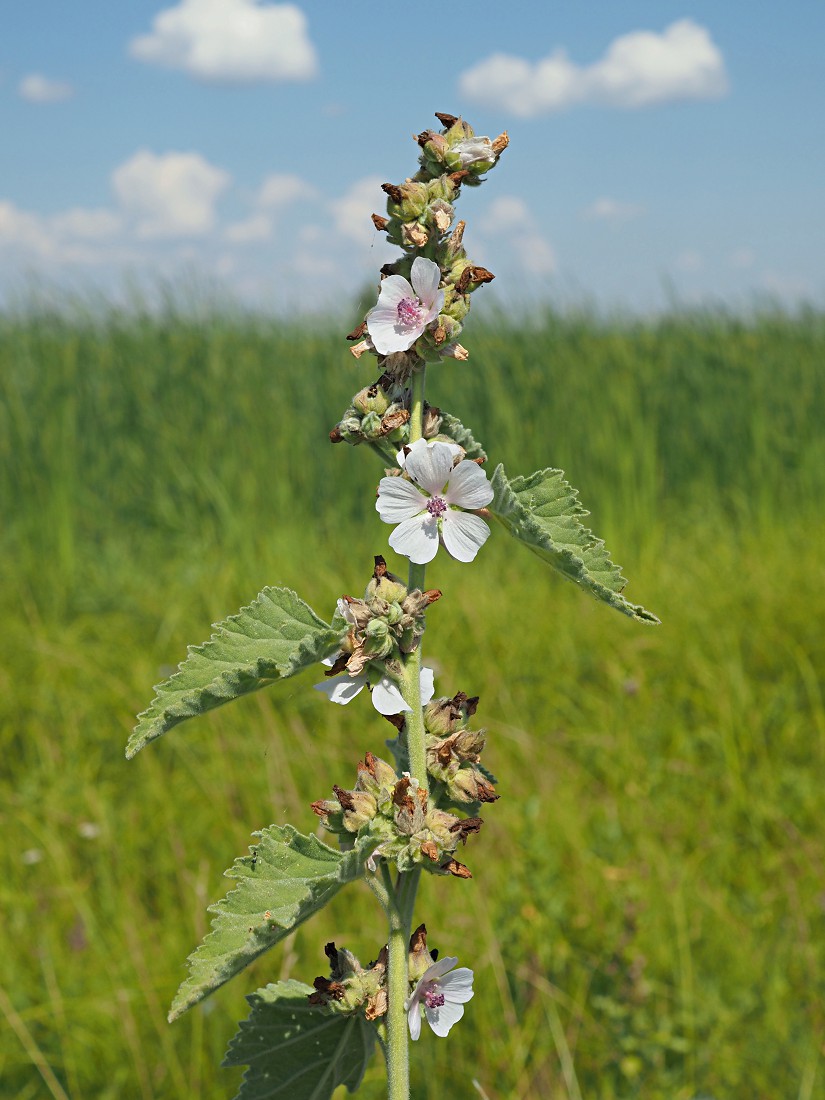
[
  {"left": 223, "top": 980, "right": 376, "bottom": 1100},
  {"left": 489, "top": 464, "right": 659, "bottom": 624},
  {"left": 169, "top": 827, "right": 370, "bottom": 1021},
  {"left": 127, "top": 587, "right": 340, "bottom": 757}
]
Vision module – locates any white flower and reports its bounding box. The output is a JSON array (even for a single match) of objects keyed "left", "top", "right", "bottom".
[
  {"left": 452, "top": 136, "right": 494, "bottom": 168},
  {"left": 314, "top": 662, "right": 434, "bottom": 716},
  {"left": 366, "top": 257, "right": 444, "bottom": 355},
  {"left": 406, "top": 957, "right": 474, "bottom": 1040},
  {"left": 377, "top": 439, "right": 494, "bottom": 565}
]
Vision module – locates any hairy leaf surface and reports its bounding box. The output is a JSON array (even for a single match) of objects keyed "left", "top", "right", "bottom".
[
  {"left": 169, "top": 827, "right": 370, "bottom": 1021},
  {"left": 223, "top": 980, "right": 375, "bottom": 1100},
  {"left": 490, "top": 464, "right": 659, "bottom": 623},
  {"left": 128, "top": 588, "right": 339, "bottom": 757}
]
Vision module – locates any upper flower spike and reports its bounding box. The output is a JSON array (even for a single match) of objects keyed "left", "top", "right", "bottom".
[
  {"left": 376, "top": 439, "right": 494, "bottom": 564},
  {"left": 366, "top": 257, "right": 444, "bottom": 355}
]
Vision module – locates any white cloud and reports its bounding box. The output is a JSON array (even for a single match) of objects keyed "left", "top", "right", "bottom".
[
  {"left": 478, "top": 195, "right": 556, "bottom": 277},
  {"left": 479, "top": 195, "right": 532, "bottom": 234},
  {"left": 329, "top": 176, "right": 387, "bottom": 246},
  {"left": 51, "top": 208, "right": 122, "bottom": 239},
  {"left": 459, "top": 19, "right": 728, "bottom": 117},
  {"left": 111, "top": 149, "right": 230, "bottom": 238},
  {"left": 129, "top": 0, "right": 318, "bottom": 83},
  {"left": 0, "top": 201, "right": 54, "bottom": 255},
  {"left": 257, "top": 173, "right": 314, "bottom": 209},
  {"left": 224, "top": 213, "right": 272, "bottom": 243},
  {"left": 581, "top": 197, "right": 644, "bottom": 225},
  {"left": 18, "top": 73, "right": 74, "bottom": 103}
]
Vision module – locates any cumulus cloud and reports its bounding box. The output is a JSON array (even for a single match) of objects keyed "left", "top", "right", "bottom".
[
  {"left": 129, "top": 0, "right": 318, "bottom": 83},
  {"left": 459, "top": 19, "right": 728, "bottom": 117},
  {"left": 479, "top": 194, "right": 556, "bottom": 276},
  {"left": 51, "top": 208, "right": 122, "bottom": 239},
  {"left": 329, "top": 176, "right": 388, "bottom": 246},
  {"left": 257, "top": 173, "right": 315, "bottom": 208},
  {"left": 224, "top": 213, "right": 273, "bottom": 243},
  {"left": 18, "top": 74, "right": 74, "bottom": 103},
  {"left": 112, "top": 149, "right": 230, "bottom": 238},
  {"left": 581, "top": 197, "right": 644, "bottom": 225}
]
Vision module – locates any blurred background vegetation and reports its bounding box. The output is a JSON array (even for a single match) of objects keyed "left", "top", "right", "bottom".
[{"left": 1, "top": 298, "right": 823, "bottom": 1098}]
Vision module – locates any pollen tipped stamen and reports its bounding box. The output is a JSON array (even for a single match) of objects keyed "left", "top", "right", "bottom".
[
  {"left": 426, "top": 496, "right": 448, "bottom": 517},
  {"left": 396, "top": 297, "right": 422, "bottom": 328}
]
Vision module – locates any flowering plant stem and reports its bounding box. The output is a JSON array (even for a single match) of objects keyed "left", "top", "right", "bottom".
[
  {"left": 385, "top": 365, "right": 428, "bottom": 1100},
  {"left": 127, "top": 113, "right": 657, "bottom": 1100}
]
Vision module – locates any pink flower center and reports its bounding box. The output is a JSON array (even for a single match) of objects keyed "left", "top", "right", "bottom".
[
  {"left": 396, "top": 296, "right": 422, "bottom": 329},
  {"left": 426, "top": 496, "right": 448, "bottom": 517},
  {"left": 423, "top": 985, "right": 446, "bottom": 1009}
]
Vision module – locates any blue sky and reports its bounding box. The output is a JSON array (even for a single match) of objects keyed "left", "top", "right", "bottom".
[{"left": 2, "top": 1, "right": 823, "bottom": 313}]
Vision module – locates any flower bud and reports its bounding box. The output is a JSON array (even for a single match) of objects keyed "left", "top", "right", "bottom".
[
  {"left": 362, "top": 618, "right": 393, "bottom": 659},
  {"left": 353, "top": 383, "right": 391, "bottom": 416},
  {"left": 360, "top": 410, "right": 383, "bottom": 438},
  {"left": 401, "top": 222, "right": 429, "bottom": 248},
  {"left": 366, "top": 557, "right": 408, "bottom": 605}
]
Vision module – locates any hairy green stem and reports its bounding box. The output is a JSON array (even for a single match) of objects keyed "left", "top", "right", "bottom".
[
  {"left": 383, "top": 863, "right": 411, "bottom": 1100},
  {"left": 385, "top": 364, "right": 429, "bottom": 1100}
]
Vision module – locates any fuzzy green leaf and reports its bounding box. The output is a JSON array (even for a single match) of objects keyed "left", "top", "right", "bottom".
[
  {"left": 223, "top": 980, "right": 376, "bottom": 1100},
  {"left": 169, "top": 826, "right": 370, "bottom": 1022},
  {"left": 489, "top": 464, "right": 659, "bottom": 624},
  {"left": 437, "top": 410, "right": 487, "bottom": 461},
  {"left": 127, "top": 587, "right": 339, "bottom": 758}
]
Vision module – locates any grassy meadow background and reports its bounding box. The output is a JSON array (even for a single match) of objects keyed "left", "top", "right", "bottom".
[{"left": 1, "top": 297, "right": 824, "bottom": 1099}]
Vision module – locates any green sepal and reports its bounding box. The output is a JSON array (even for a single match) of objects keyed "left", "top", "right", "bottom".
[
  {"left": 127, "top": 587, "right": 341, "bottom": 758},
  {"left": 223, "top": 980, "right": 376, "bottom": 1100},
  {"left": 168, "top": 827, "right": 372, "bottom": 1021},
  {"left": 489, "top": 464, "right": 659, "bottom": 624}
]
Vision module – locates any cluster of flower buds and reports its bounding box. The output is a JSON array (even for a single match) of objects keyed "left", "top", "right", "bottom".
[
  {"left": 311, "top": 751, "right": 482, "bottom": 878},
  {"left": 415, "top": 113, "right": 509, "bottom": 186},
  {"left": 329, "top": 373, "right": 443, "bottom": 449},
  {"left": 330, "top": 557, "right": 440, "bottom": 676},
  {"left": 424, "top": 692, "right": 499, "bottom": 810},
  {"left": 307, "top": 940, "right": 388, "bottom": 1022}
]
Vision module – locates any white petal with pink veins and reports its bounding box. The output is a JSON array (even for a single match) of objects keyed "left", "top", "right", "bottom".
[
  {"left": 441, "top": 511, "right": 490, "bottom": 562},
  {"left": 388, "top": 513, "right": 440, "bottom": 563},
  {"left": 444, "top": 459, "right": 494, "bottom": 510}
]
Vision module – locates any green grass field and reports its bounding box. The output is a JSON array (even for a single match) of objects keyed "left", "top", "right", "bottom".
[{"left": 1, "top": 303, "right": 823, "bottom": 1098}]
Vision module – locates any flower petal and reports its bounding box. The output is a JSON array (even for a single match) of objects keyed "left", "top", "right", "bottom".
[
  {"left": 440, "top": 968, "right": 475, "bottom": 1003},
  {"left": 423, "top": 956, "right": 459, "bottom": 981},
  {"left": 376, "top": 476, "right": 428, "bottom": 522},
  {"left": 440, "top": 511, "right": 491, "bottom": 563},
  {"left": 444, "top": 460, "right": 494, "bottom": 510},
  {"left": 396, "top": 440, "right": 462, "bottom": 468},
  {"left": 425, "top": 998, "right": 465, "bottom": 1037},
  {"left": 407, "top": 999, "right": 422, "bottom": 1041},
  {"left": 389, "top": 514, "right": 440, "bottom": 564},
  {"left": 409, "top": 257, "right": 441, "bottom": 309},
  {"left": 374, "top": 274, "right": 415, "bottom": 309},
  {"left": 313, "top": 674, "right": 365, "bottom": 705},
  {"left": 367, "top": 316, "right": 421, "bottom": 355},
  {"left": 403, "top": 439, "right": 455, "bottom": 496},
  {"left": 420, "top": 667, "right": 435, "bottom": 705},
  {"left": 371, "top": 677, "right": 411, "bottom": 715}
]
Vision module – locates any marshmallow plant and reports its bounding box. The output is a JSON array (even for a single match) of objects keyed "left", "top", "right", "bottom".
[{"left": 128, "top": 113, "right": 658, "bottom": 1100}]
